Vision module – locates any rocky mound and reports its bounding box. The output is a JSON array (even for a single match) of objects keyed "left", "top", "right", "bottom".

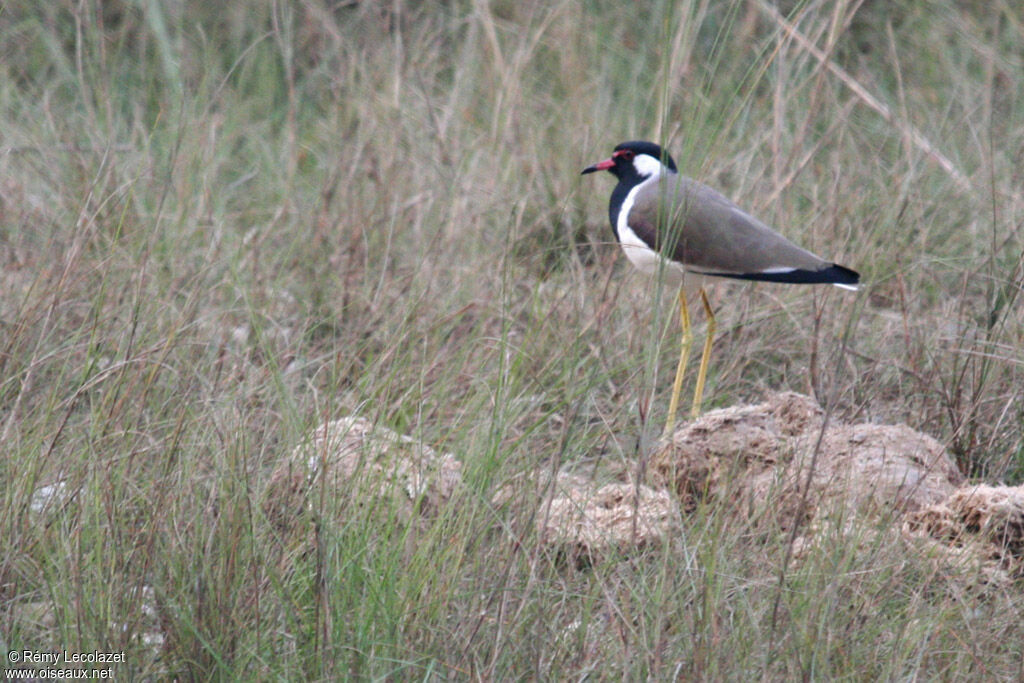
[
  {"left": 264, "top": 416, "right": 462, "bottom": 536},
  {"left": 264, "top": 396, "right": 1021, "bottom": 583}
]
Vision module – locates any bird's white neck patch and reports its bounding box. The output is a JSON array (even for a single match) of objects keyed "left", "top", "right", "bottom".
[
  {"left": 616, "top": 170, "right": 684, "bottom": 280},
  {"left": 632, "top": 153, "right": 664, "bottom": 180}
]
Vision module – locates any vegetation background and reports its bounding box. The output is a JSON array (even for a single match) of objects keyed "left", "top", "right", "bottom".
[{"left": 1, "top": 0, "right": 1022, "bottom": 678}]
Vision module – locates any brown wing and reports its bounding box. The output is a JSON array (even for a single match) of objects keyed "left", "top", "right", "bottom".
[{"left": 625, "top": 175, "right": 831, "bottom": 277}]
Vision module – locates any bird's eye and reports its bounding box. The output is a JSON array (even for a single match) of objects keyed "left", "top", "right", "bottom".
[{"left": 621, "top": 150, "right": 634, "bottom": 161}]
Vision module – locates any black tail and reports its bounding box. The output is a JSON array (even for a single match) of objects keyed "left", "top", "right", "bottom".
[{"left": 697, "top": 263, "right": 860, "bottom": 288}]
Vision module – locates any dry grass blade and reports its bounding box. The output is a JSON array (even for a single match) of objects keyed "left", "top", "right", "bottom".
[{"left": 757, "top": 0, "right": 971, "bottom": 193}]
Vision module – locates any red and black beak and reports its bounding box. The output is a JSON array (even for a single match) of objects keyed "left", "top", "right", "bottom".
[{"left": 581, "top": 158, "right": 615, "bottom": 175}]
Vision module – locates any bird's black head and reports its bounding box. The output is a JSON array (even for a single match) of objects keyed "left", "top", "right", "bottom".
[{"left": 581, "top": 140, "right": 678, "bottom": 180}]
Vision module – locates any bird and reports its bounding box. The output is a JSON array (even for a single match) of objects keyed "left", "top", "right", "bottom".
[{"left": 582, "top": 140, "right": 859, "bottom": 435}]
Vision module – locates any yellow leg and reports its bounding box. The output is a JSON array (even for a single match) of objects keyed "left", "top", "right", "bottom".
[
  {"left": 690, "top": 289, "right": 716, "bottom": 418},
  {"left": 663, "top": 289, "right": 694, "bottom": 437}
]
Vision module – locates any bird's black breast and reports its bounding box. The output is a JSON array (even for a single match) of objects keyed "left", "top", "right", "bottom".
[{"left": 607, "top": 181, "right": 635, "bottom": 242}]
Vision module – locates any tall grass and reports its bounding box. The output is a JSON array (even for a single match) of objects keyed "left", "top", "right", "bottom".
[{"left": 1, "top": 0, "right": 1022, "bottom": 678}]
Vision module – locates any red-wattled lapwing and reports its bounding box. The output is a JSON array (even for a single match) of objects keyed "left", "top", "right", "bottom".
[{"left": 582, "top": 141, "right": 859, "bottom": 435}]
